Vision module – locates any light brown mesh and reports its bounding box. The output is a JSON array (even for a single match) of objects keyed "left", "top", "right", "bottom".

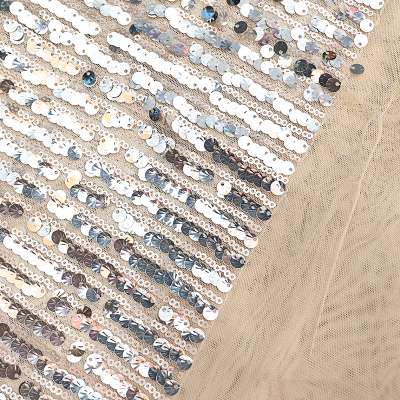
[{"left": 180, "top": 1, "right": 400, "bottom": 399}]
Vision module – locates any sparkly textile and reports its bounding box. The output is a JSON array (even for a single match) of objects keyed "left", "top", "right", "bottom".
[{"left": 0, "top": 0, "right": 386, "bottom": 399}]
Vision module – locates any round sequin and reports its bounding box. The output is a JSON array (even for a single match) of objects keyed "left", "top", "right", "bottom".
[
  {"left": 201, "top": 6, "right": 218, "bottom": 22},
  {"left": 82, "top": 71, "right": 96, "bottom": 87},
  {"left": 234, "top": 21, "right": 247, "bottom": 34},
  {"left": 350, "top": 63, "right": 365, "bottom": 75}
]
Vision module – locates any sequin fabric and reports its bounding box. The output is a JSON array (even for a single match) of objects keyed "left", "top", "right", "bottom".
[{"left": 0, "top": 0, "right": 384, "bottom": 398}]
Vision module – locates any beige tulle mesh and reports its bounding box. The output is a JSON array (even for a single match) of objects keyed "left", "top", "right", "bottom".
[
  {"left": 181, "top": 2, "right": 400, "bottom": 399},
  {"left": 0, "top": 0, "right": 398, "bottom": 399}
]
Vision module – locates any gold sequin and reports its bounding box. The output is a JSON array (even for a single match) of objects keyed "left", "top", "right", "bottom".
[
  {"left": 42, "top": 235, "right": 54, "bottom": 247},
  {"left": 102, "top": 111, "right": 113, "bottom": 125},
  {"left": 138, "top": 125, "right": 153, "bottom": 140},
  {"left": 117, "top": 90, "right": 134, "bottom": 104},
  {"left": 65, "top": 170, "right": 82, "bottom": 188},
  {"left": 27, "top": 216, "right": 42, "bottom": 232},
  {"left": 52, "top": 190, "right": 67, "bottom": 203},
  {"left": 26, "top": 37, "right": 40, "bottom": 54},
  {"left": 13, "top": 275, "right": 25, "bottom": 289}
]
